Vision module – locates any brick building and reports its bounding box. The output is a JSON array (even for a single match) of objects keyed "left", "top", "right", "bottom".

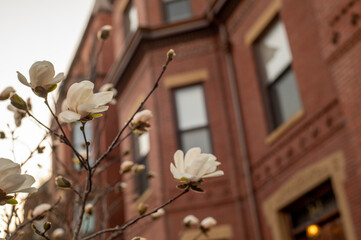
[{"left": 56, "top": 0, "right": 361, "bottom": 239}]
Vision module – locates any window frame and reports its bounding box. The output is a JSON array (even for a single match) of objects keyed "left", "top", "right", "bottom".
[
  {"left": 253, "top": 16, "right": 302, "bottom": 131},
  {"left": 171, "top": 83, "right": 213, "bottom": 153},
  {"left": 123, "top": 0, "right": 138, "bottom": 41},
  {"left": 132, "top": 132, "right": 150, "bottom": 198}
]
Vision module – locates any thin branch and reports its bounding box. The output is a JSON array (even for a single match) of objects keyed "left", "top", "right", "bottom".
[{"left": 81, "top": 187, "right": 189, "bottom": 240}]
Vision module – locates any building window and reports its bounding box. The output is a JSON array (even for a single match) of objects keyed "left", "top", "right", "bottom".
[
  {"left": 124, "top": 1, "right": 138, "bottom": 39},
  {"left": 254, "top": 18, "right": 302, "bottom": 130},
  {"left": 163, "top": 0, "right": 192, "bottom": 23},
  {"left": 281, "top": 180, "right": 346, "bottom": 240},
  {"left": 72, "top": 122, "right": 93, "bottom": 170},
  {"left": 133, "top": 132, "right": 150, "bottom": 197},
  {"left": 173, "top": 84, "right": 212, "bottom": 153}
]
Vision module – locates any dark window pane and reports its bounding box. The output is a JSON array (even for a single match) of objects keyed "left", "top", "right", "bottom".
[
  {"left": 269, "top": 69, "right": 302, "bottom": 126},
  {"left": 181, "top": 128, "right": 212, "bottom": 153},
  {"left": 164, "top": 0, "right": 191, "bottom": 23}
]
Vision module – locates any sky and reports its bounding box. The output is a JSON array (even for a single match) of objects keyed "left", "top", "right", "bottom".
[{"left": 0, "top": 0, "right": 95, "bottom": 185}]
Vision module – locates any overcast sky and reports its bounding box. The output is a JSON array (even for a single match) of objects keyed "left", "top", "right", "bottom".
[{"left": 0, "top": 0, "right": 95, "bottom": 183}]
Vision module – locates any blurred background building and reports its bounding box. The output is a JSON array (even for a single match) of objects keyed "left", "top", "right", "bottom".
[{"left": 53, "top": 0, "right": 361, "bottom": 239}]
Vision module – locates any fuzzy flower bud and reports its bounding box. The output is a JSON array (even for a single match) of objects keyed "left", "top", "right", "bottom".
[
  {"left": 32, "top": 203, "right": 52, "bottom": 219},
  {"left": 167, "top": 49, "right": 175, "bottom": 61},
  {"left": 43, "top": 222, "right": 52, "bottom": 231},
  {"left": 85, "top": 203, "right": 94, "bottom": 216},
  {"left": 55, "top": 176, "right": 71, "bottom": 189},
  {"left": 52, "top": 228, "right": 65, "bottom": 239},
  {"left": 183, "top": 215, "right": 199, "bottom": 228},
  {"left": 200, "top": 217, "right": 217, "bottom": 230},
  {"left": 10, "top": 93, "right": 28, "bottom": 111},
  {"left": 151, "top": 208, "right": 165, "bottom": 220},
  {"left": 0, "top": 87, "right": 15, "bottom": 101},
  {"left": 137, "top": 202, "right": 148, "bottom": 215},
  {"left": 97, "top": 25, "right": 112, "bottom": 41},
  {"left": 132, "top": 164, "right": 146, "bottom": 174},
  {"left": 131, "top": 237, "right": 147, "bottom": 240},
  {"left": 120, "top": 160, "right": 134, "bottom": 174},
  {"left": 130, "top": 110, "right": 152, "bottom": 134}
]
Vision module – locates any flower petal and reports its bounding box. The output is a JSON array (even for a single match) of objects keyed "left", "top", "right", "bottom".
[
  {"left": 170, "top": 163, "right": 182, "bottom": 179},
  {"left": 58, "top": 110, "right": 81, "bottom": 123},
  {"left": 173, "top": 150, "right": 184, "bottom": 171},
  {"left": 184, "top": 148, "right": 201, "bottom": 166},
  {"left": 66, "top": 81, "right": 93, "bottom": 111},
  {"left": 91, "top": 91, "right": 113, "bottom": 105},
  {"left": 17, "top": 72, "right": 31, "bottom": 87},
  {"left": 1, "top": 174, "right": 26, "bottom": 193},
  {"left": 202, "top": 170, "right": 224, "bottom": 178},
  {"left": 87, "top": 105, "right": 109, "bottom": 113},
  {"left": 49, "top": 72, "right": 65, "bottom": 85}
]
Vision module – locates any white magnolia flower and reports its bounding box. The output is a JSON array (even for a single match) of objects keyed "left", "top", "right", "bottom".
[
  {"left": 183, "top": 215, "right": 199, "bottom": 227},
  {"left": 59, "top": 80, "right": 113, "bottom": 123},
  {"left": 52, "top": 228, "right": 65, "bottom": 239},
  {"left": 0, "top": 158, "right": 36, "bottom": 203},
  {"left": 170, "top": 148, "right": 224, "bottom": 183},
  {"left": 17, "top": 61, "right": 65, "bottom": 97},
  {"left": 200, "top": 217, "right": 217, "bottom": 229},
  {"left": 151, "top": 208, "right": 165, "bottom": 220},
  {"left": 130, "top": 110, "right": 152, "bottom": 133},
  {"left": 33, "top": 203, "right": 51, "bottom": 218}
]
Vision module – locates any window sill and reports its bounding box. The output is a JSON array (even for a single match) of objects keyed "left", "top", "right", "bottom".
[{"left": 265, "top": 109, "right": 305, "bottom": 145}]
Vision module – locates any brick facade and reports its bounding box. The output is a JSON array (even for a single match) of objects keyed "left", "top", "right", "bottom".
[{"left": 57, "top": 0, "right": 361, "bottom": 239}]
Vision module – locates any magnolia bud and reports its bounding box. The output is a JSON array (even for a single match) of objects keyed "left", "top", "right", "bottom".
[
  {"left": 183, "top": 215, "right": 199, "bottom": 228},
  {"left": 32, "top": 203, "right": 51, "bottom": 219},
  {"left": 131, "top": 237, "right": 147, "bottom": 240},
  {"left": 167, "top": 49, "right": 175, "bottom": 61},
  {"left": 200, "top": 217, "right": 217, "bottom": 231},
  {"left": 120, "top": 160, "right": 134, "bottom": 174},
  {"left": 85, "top": 203, "right": 94, "bottom": 216},
  {"left": 151, "top": 208, "right": 165, "bottom": 220},
  {"left": 52, "top": 228, "right": 65, "bottom": 239},
  {"left": 97, "top": 25, "right": 112, "bottom": 41},
  {"left": 0, "top": 131, "right": 5, "bottom": 139},
  {"left": 55, "top": 176, "right": 71, "bottom": 189},
  {"left": 137, "top": 202, "right": 148, "bottom": 215},
  {"left": 43, "top": 222, "right": 52, "bottom": 231},
  {"left": 0, "top": 87, "right": 15, "bottom": 100},
  {"left": 132, "top": 164, "right": 145, "bottom": 174},
  {"left": 10, "top": 93, "right": 27, "bottom": 111}
]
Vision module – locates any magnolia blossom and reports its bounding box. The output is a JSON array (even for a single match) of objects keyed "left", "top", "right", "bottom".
[
  {"left": 17, "top": 61, "right": 65, "bottom": 97},
  {"left": 33, "top": 203, "right": 51, "bottom": 218},
  {"left": 0, "top": 158, "right": 36, "bottom": 204},
  {"left": 52, "top": 228, "right": 65, "bottom": 239},
  {"left": 183, "top": 215, "right": 199, "bottom": 227},
  {"left": 151, "top": 208, "right": 165, "bottom": 220},
  {"left": 170, "top": 148, "right": 224, "bottom": 183},
  {"left": 200, "top": 217, "right": 217, "bottom": 229},
  {"left": 59, "top": 80, "right": 113, "bottom": 123},
  {"left": 130, "top": 110, "right": 152, "bottom": 133}
]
